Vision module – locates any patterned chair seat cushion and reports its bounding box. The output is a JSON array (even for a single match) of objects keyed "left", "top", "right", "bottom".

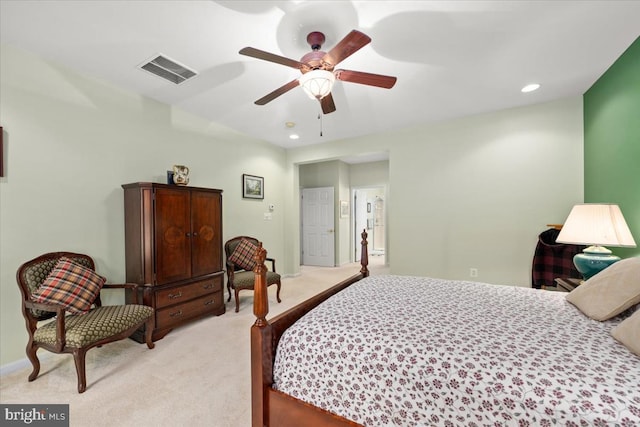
[
  {"left": 232, "top": 271, "right": 281, "bottom": 290},
  {"left": 33, "top": 304, "right": 153, "bottom": 348}
]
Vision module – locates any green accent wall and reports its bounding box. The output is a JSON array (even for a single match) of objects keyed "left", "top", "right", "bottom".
[{"left": 584, "top": 36, "right": 640, "bottom": 258}]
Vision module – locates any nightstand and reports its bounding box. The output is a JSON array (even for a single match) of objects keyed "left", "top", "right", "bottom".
[{"left": 554, "top": 277, "right": 583, "bottom": 292}]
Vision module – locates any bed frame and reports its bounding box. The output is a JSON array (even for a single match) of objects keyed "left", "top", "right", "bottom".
[{"left": 251, "top": 231, "right": 370, "bottom": 427}]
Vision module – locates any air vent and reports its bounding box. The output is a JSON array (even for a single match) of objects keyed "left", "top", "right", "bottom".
[{"left": 139, "top": 54, "right": 197, "bottom": 84}]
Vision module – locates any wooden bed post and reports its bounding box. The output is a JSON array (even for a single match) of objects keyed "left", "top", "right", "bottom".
[
  {"left": 252, "top": 242, "right": 269, "bottom": 326},
  {"left": 251, "top": 242, "right": 272, "bottom": 427},
  {"left": 250, "top": 237, "right": 370, "bottom": 427},
  {"left": 360, "top": 229, "right": 369, "bottom": 277}
]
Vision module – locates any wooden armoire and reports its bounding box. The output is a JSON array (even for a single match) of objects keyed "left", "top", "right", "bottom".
[{"left": 122, "top": 182, "right": 225, "bottom": 342}]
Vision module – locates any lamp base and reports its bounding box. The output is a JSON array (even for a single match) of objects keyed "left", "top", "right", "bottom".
[{"left": 573, "top": 246, "right": 620, "bottom": 280}]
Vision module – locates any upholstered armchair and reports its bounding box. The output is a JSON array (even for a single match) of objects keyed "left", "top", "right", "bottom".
[
  {"left": 16, "top": 251, "right": 155, "bottom": 393},
  {"left": 224, "top": 236, "right": 281, "bottom": 312}
]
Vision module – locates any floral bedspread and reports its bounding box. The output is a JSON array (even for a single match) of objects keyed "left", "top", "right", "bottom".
[{"left": 272, "top": 275, "right": 640, "bottom": 426}]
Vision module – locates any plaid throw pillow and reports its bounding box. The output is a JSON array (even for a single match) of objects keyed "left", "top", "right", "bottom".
[
  {"left": 32, "top": 257, "right": 106, "bottom": 314},
  {"left": 229, "top": 239, "right": 258, "bottom": 271}
]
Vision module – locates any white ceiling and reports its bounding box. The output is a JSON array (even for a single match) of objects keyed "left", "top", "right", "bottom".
[{"left": 1, "top": 1, "right": 639, "bottom": 151}]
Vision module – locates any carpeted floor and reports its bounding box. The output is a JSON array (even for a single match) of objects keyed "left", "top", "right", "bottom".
[{"left": 0, "top": 257, "right": 388, "bottom": 427}]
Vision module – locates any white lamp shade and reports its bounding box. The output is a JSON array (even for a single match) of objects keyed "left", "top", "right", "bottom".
[
  {"left": 556, "top": 204, "right": 637, "bottom": 247},
  {"left": 299, "top": 69, "right": 335, "bottom": 100}
]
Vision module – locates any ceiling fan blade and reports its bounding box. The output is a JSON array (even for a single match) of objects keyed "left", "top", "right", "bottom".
[
  {"left": 320, "top": 93, "right": 336, "bottom": 114},
  {"left": 322, "top": 30, "right": 371, "bottom": 67},
  {"left": 239, "top": 47, "right": 309, "bottom": 71},
  {"left": 254, "top": 79, "right": 300, "bottom": 105},
  {"left": 335, "top": 69, "right": 397, "bottom": 89}
]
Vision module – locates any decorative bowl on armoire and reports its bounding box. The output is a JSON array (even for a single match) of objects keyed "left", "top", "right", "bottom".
[{"left": 172, "top": 165, "right": 189, "bottom": 186}]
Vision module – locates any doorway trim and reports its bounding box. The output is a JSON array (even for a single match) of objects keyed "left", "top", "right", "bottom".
[{"left": 351, "top": 186, "right": 387, "bottom": 264}]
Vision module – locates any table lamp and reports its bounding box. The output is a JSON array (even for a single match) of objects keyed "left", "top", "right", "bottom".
[{"left": 556, "top": 204, "right": 636, "bottom": 280}]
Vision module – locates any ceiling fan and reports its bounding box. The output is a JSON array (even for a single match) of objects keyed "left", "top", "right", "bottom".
[{"left": 239, "top": 29, "right": 397, "bottom": 114}]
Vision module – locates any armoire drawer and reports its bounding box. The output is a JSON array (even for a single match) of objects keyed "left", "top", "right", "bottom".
[
  {"left": 155, "top": 291, "right": 223, "bottom": 329},
  {"left": 155, "top": 275, "right": 223, "bottom": 309}
]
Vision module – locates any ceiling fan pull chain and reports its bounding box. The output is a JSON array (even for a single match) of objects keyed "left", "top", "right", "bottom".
[{"left": 318, "top": 112, "right": 323, "bottom": 136}]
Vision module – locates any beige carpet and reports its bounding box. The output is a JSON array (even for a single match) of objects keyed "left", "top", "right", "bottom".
[{"left": 0, "top": 257, "right": 388, "bottom": 427}]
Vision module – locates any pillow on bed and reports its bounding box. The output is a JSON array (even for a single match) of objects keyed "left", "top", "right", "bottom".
[
  {"left": 565, "top": 257, "right": 640, "bottom": 321},
  {"left": 229, "top": 238, "right": 257, "bottom": 271},
  {"left": 611, "top": 309, "right": 640, "bottom": 356},
  {"left": 32, "top": 257, "right": 106, "bottom": 314}
]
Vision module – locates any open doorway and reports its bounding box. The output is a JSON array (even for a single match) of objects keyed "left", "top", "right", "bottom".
[{"left": 353, "top": 187, "right": 386, "bottom": 264}]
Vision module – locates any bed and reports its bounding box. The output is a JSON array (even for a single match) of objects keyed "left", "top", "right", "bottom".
[{"left": 250, "top": 232, "right": 640, "bottom": 427}]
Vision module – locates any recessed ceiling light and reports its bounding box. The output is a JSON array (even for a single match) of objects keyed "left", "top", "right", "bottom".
[
  {"left": 289, "top": 134, "right": 299, "bottom": 140},
  {"left": 521, "top": 83, "right": 540, "bottom": 93}
]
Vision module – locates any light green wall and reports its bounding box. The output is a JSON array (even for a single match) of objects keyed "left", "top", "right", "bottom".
[
  {"left": 285, "top": 97, "right": 585, "bottom": 285},
  {"left": 350, "top": 161, "right": 389, "bottom": 188},
  {"left": 584, "top": 37, "right": 640, "bottom": 258},
  {"left": 299, "top": 160, "right": 340, "bottom": 188},
  {"left": 0, "top": 44, "right": 286, "bottom": 367}
]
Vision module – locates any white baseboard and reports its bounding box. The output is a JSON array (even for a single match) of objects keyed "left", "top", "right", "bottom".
[
  {"left": 0, "top": 353, "right": 53, "bottom": 377},
  {"left": 281, "top": 272, "right": 301, "bottom": 279},
  {"left": 0, "top": 358, "right": 31, "bottom": 377}
]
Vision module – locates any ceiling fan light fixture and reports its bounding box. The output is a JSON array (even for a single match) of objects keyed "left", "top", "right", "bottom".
[{"left": 299, "top": 69, "right": 335, "bottom": 100}]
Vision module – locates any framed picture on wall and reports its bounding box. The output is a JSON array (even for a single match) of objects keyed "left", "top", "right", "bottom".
[
  {"left": 340, "top": 200, "right": 349, "bottom": 218},
  {"left": 243, "top": 174, "right": 264, "bottom": 199}
]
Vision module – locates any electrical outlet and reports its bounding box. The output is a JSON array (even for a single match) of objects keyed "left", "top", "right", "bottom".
[
  {"left": 263, "top": 213, "right": 272, "bottom": 221},
  {"left": 470, "top": 268, "right": 478, "bottom": 278}
]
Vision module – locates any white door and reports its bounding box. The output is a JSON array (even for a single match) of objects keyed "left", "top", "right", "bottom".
[{"left": 302, "top": 187, "right": 335, "bottom": 266}]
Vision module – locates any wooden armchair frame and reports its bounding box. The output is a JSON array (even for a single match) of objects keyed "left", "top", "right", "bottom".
[
  {"left": 16, "top": 251, "right": 155, "bottom": 393},
  {"left": 225, "top": 236, "right": 281, "bottom": 312}
]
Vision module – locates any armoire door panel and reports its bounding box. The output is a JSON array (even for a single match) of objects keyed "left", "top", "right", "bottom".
[
  {"left": 191, "top": 190, "right": 223, "bottom": 276},
  {"left": 155, "top": 188, "right": 192, "bottom": 284}
]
